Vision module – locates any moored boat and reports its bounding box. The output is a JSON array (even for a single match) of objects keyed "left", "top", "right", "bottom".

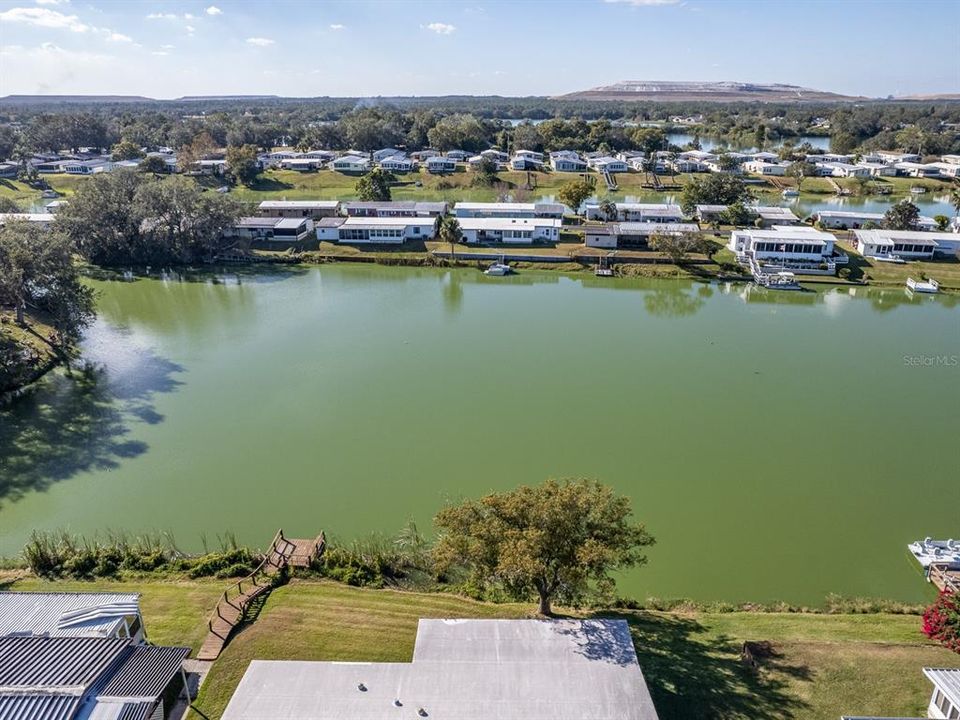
[
  {"left": 906, "top": 277, "right": 939, "bottom": 293},
  {"left": 484, "top": 262, "right": 512, "bottom": 276},
  {"left": 909, "top": 538, "right": 960, "bottom": 569}
]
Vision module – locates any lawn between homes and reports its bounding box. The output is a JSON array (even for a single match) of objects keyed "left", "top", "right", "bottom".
[{"left": 2, "top": 574, "right": 954, "bottom": 720}]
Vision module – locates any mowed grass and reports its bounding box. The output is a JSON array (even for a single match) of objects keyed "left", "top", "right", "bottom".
[
  {"left": 837, "top": 239, "right": 960, "bottom": 290},
  {"left": 5, "top": 575, "right": 949, "bottom": 720}
]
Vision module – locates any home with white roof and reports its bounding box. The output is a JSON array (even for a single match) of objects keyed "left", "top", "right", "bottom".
[
  {"left": 454, "top": 201, "right": 565, "bottom": 219},
  {"left": 220, "top": 619, "right": 660, "bottom": 720},
  {"left": 583, "top": 202, "right": 685, "bottom": 223},
  {"left": 584, "top": 221, "right": 700, "bottom": 249},
  {"left": 458, "top": 217, "right": 562, "bottom": 244},
  {"left": 330, "top": 155, "right": 371, "bottom": 173},
  {"left": 378, "top": 154, "right": 414, "bottom": 173},
  {"left": 550, "top": 151, "right": 588, "bottom": 172},
  {"left": 815, "top": 210, "right": 937, "bottom": 231},
  {"left": 728, "top": 225, "right": 838, "bottom": 269},
  {"left": 425, "top": 155, "right": 458, "bottom": 174},
  {"left": 852, "top": 229, "right": 960, "bottom": 260},
  {"left": 373, "top": 148, "right": 402, "bottom": 162},
  {"left": 587, "top": 156, "right": 630, "bottom": 174},
  {"left": 0, "top": 592, "right": 145, "bottom": 642},
  {"left": 743, "top": 160, "right": 791, "bottom": 176},
  {"left": 323, "top": 216, "right": 435, "bottom": 244}
]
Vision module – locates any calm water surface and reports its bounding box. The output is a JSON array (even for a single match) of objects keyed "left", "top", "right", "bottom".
[{"left": 1, "top": 267, "right": 958, "bottom": 604}]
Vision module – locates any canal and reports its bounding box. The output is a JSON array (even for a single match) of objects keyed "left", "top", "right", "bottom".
[{"left": 1, "top": 267, "right": 957, "bottom": 604}]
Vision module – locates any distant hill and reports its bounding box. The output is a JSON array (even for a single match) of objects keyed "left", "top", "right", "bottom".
[
  {"left": 893, "top": 93, "right": 960, "bottom": 101},
  {"left": 0, "top": 94, "right": 155, "bottom": 105},
  {"left": 176, "top": 95, "right": 281, "bottom": 101},
  {"left": 556, "top": 81, "right": 865, "bottom": 102}
]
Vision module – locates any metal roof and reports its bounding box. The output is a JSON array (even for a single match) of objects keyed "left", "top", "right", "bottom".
[
  {"left": 0, "top": 694, "right": 80, "bottom": 720},
  {"left": 79, "top": 701, "right": 154, "bottom": 720},
  {"left": 96, "top": 645, "right": 190, "bottom": 700},
  {"left": 924, "top": 667, "right": 960, "bottom": 708},
  {"left": 0, "top": 636, "right": 130, "bottom": 690},
  {"left": 222, "top": 619, "right": 659, "bottom": 720},
  {"left": 258, "top": 201, "right": 339, "bottom": 209},
  {"left": 0, "top": 594, "right": 140, "bottom": 639}
]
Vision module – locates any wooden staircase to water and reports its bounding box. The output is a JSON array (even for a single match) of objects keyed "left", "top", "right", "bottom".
[{"left": 197, "top": 529, "right": 325, "bottom": 661}]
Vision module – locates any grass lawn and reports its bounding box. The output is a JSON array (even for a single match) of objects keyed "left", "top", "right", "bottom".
[
  {"left": 836, "top": 239, "right": 960, "bottom": 290},
  {"left": 4, "top": 575, "right": 954, "bottom": 720}
]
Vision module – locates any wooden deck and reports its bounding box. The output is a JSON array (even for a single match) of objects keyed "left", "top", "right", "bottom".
[
  {"left": 928, "top": 563, "right": 960, "bottom": 594},
  {"left": 197, "top": 529, "right": 325, "bottom": 661}
]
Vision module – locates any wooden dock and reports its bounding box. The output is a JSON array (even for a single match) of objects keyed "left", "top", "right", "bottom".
[
  {"left": 197, "top": 529, "right": 325, "bottom": 661},
  {"left": 928, "top": 563, "right": 960, "bottom": 594}
]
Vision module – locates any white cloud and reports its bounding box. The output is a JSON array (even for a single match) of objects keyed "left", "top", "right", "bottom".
[
  {"left": 151, "top": 50, "right": 169, "bottom": 56},
  {"left": 0, "top": 6, "right": 89, "bottom": 32},
  {"left": 184, "top": 13, "right": 197, "bottom": 20},
  {"left": 425, "top": 22, "right": 455, "bottom": 34},
  {"left": 105, "top": 31, "right": 132, "bottom": 42},
  {"left": 160, "top": 44, "right": 175, "bottom": 49},
  {"left": 205, "top": 5, "right": 222, "bottom": 15},
  {"left": 245, "top": 36, "right": 274, "bottom": 46},
  {"left": 35, "top": 0, "right": 69, "bottom": 5},
  {"left": 146, "top": 12, "right": 178, "bottom": 20},
  {"left": 603, "top": 0, "right": 680, "bottom": 5},
  {"left": 185, "top": 24, "right": 195, "bottom": 33},
  {"left": 329, "top": 23, "right": 344, "bottom": 30}
]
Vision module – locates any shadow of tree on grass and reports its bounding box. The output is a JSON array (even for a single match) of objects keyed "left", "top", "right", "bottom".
[
  {"left": 0, "top": 348, "right": 184, "bottom": 506},
  {"left": 592, "top": 611, "right": 810, "bottom": 720}
]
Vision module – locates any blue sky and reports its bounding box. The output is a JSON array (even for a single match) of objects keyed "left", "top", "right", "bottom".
[{"left": 0, "top": 0, "right": 957, "bottom": 98}]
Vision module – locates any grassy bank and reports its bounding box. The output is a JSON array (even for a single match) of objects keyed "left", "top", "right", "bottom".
[
  {"left": 0, "top": 312, "right": 61, "bottom": 395},
  {"left": 4, "top": 575, "right": 954, "bottom": 719},
  {"left": 3, "top": 170, "right": 952, "bottom": 209}
]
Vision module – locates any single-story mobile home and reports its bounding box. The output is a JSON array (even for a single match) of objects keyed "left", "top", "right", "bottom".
[
  {"left": 342, "top": 201, "right": 447, "bottom": 218},
  {"left": 584, "top": 202, "right": 685, "bottom": 223},
  {"left": 459, "top": 217, "right": 562, "bottom": 244},
  {"left": 331, "top": 216, "right": 435, "bottom": 244},
  {"left": 815, "top": 210, "right": 936, "bottom": 230},
  {"left": 425, "top": 156, "right": 457, "bottom": 174},
  {"left": 378, "top": 155, "right": 413, "bottom": 173},
  {"left": 852, "top": 229, "right": 960, "bottom": 259},
  {"left": 584, "top": 222, "right": 700, "bottom": 249},
  {"left": 454, "top": 202, "right": 565, "bottom": 219},
  {"left": 257, "top": 200, "right": 340, "bottom": 219},
  {"left": 550, "top": 154, "right": 588, "bottom": 172},
  {"left": 226, "top": 217, "right": 314, "bottom": 243},
  {"left": 330, "top": 155, "right": 370, "bottom": 173}
]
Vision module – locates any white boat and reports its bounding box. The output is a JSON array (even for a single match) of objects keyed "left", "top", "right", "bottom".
[
  {"left": 874, "top": 254, "right": 905, "bottom": 264},
  {"left": 909, "top": 538, "right": 960, "bottom": 569},
  {"left": 781, "top": 188, "right": 799, "bottom": 198},
  {"left": 909, "top": 186, "right": 927, "bottom": 194},
  {"left": 765, "top": 271, "right": 802, "bottom": 291},
  {"left": 906, "top": 277, "right": 939, "bottom": 293},
  {"left": 484, "top": 262, "right": 512, "bottom": 276}
]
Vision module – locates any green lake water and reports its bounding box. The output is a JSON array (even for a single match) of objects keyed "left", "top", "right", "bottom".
[{"left": 1, "top": 266, "right": 958, "bottom": 604}]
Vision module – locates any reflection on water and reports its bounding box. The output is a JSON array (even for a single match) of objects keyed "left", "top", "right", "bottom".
[{"left": 0, "top": 325, "right": 183, "bottom": 507}]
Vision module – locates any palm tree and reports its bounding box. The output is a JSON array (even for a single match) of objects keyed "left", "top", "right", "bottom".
[
  {"left": 436, "top": 215, "right": 463, "bottom": 263},
  {"left": 598, "top": 198, "right": 617, "bottom": 222}
]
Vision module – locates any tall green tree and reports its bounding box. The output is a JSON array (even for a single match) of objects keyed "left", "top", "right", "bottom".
[
  {"left": 433, "top": 478, "right": 654, "bottom": 615},
  {"left": 110, "top": 140, "right": 144, "bottom": 161},
  {"left": 225, "top": 144, "right": 261, "bottom": 186},
  {"left": 950, "top": 186, "right": 960, "bottom": 220},
  {"left": 0, "top": 221, "right": 95, "bottom": 350},
  {"left": 558, "top": 176, "right": 597, "bottom": 214},
  {"left": 882, "top": 199, "right": 921, "bottom": 231},
  {"left": 355, "top": 168, "right": 394, "bottom": 201},
  {"left": 680, "top": 174, "right": 751, "bottom": 215},
  {"left": 597, "top": 198, "right": 617, "bottom": 222},
  {"left": 649, "top": 231, "right": 707, "bottom": 266}
]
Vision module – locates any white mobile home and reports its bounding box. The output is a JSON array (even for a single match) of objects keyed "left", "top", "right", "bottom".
[
  {"left": 330, "top": 155, "right": 370, "bottom": 173},
  {"left": 743, "top": 160, "right": 790, "bottom": 176},
  {"left": 378, "top": 155, "right": 413, "bottom": 173},
  {"left": 343, "top": 201, "right": 447, "bottom": 218},
  {"left": 588, "top": 156, "right": 629, "bottom": 173},
  {"left": 584, "top": 202, "right": 685, "bottom": 223},
  {"left": 728, "top": 225, "right": 837, "bottom": 264},
  {"left": 511, "top": 155, "right": 544, "bottom": 171},
  {"left": 425, "top": 156, "right": 457, "bottom": 174},
  {"left": 550, "top": 154, "right": 588, "bottom": 172},
  {"left": 334, "top": 216, "right": 435, "bottom": 244},
  {"left": 816, "top": 210, "right": 937, "bottom": 231},
  {"left": 0, "top": 592, "right": 145, "bottom": 641},
  {"left": 584, "top": 222, "right": 699, "bottom": 249},
  {"left": 454, "top": 202, "right": 565, "bottom": 219},
  {"left": 226, "top": 217, "right": 315, "bottom": 243},
  {"left": 852, "top": 229, "right": 960, "bottom": 259},
  {"left": 459, "top": 217, "right": 562, "bottom": 244},
  {"left": 373, "top": 148, "right": 401, "bottom": 162},
  {"left": 279, "top": 158, "right": 323, "bottom": 172}
]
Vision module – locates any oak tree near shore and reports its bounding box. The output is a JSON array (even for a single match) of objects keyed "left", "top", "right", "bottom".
[
  {"left": 0, "top": 220, "right": 95, "bottom": 378},
  {"left": 433, "top": 478, "right": 654, "bottom": 616}
]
